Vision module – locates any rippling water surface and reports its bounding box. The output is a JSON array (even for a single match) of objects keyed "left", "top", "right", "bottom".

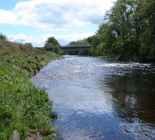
[{"left": 31, "top": 55, "right": 155, "bottom": 140}]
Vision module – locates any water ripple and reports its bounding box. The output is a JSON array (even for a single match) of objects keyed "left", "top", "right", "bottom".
[{"left": 32, "top": 56, "right": 155, "bottom": 140}]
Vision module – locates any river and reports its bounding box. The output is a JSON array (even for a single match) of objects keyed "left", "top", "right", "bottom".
[{"left": 31, "top": 55, "right": 155, "bottom": 140}]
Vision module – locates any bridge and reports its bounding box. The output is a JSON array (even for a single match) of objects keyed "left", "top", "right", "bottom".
[
  {"left": 45, "top": 45, "right": 92, "bottom": 51},
  {"left": 60, "top": 45, "right": 91, "bottom": 51}
]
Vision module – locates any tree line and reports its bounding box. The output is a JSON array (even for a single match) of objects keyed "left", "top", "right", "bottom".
[
  {"left": 44, "top": 0, "right": 155, "bottom": 62},
  {"left": 87, "top": 0, "right": 155, "bottom": 62}
]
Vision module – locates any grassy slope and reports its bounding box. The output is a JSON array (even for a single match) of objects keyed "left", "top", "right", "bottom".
[{"left": 0, "top": 39, "right": 60, "bottom": 140}]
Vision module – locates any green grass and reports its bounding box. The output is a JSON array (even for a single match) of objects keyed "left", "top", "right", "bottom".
[{"left": 0, "top": 37, "right": 60, "bottom": 139}]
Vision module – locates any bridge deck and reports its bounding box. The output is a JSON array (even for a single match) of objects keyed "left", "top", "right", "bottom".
[
  {"left": 60, "top": 45, "right": 91, "bottom": 51},
  {"left": 45, "top": 45, "right": 92, "bottom": 51}
]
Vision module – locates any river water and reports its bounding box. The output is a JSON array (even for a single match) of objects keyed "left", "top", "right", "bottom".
[{"left": 31, "top": 55, "right": 155, "bottom": 140}]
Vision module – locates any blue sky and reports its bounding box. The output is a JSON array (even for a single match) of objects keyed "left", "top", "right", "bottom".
[{"left": 0, "top": 0, "right": 115, "bottom": 47}]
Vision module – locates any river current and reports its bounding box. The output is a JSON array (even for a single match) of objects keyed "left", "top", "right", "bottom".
[{"left": 31, "top": 55, "right": 155, "bottom": 140}]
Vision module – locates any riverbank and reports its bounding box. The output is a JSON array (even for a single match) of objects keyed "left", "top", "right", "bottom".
[{"left": 0, "top": 37, "right": 61, "bottom": 139}]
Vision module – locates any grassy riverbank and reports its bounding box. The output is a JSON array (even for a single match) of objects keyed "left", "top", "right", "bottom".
[{"left": 0, "top": 37, "right": 60, "bottom": 139}]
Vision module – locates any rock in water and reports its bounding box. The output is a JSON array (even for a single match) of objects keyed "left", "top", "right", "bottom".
[{"left": 9, "top": 130, "right": 20, "bottom": 140}]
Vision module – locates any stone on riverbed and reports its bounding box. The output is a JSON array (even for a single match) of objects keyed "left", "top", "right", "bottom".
[{"left": 9, "top": 130, "right": 20, "bottom": 140}]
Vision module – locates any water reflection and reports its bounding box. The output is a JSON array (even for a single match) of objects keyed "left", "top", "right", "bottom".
[
  {"left": 98, "top": 64, "right": 155, "bottom": 139},
  {"left": 32, "top": 56, "right": 155, "bottom": 140}
]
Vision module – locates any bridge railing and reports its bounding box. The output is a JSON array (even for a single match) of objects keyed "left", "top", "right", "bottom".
[
  {"left": 60, "top": 45, "right": 92, "bottom": 47},
  {"left": 60, "top": 45, "right": 91, "bottom": 51}
]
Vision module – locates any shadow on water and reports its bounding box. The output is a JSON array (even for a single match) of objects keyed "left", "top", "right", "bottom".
[{"left": 98, "top": 65, "right": 155, "bottom": 139}]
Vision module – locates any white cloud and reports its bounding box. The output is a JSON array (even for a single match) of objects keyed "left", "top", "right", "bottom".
[
  {"left": 0, "top": 10, "right": 17, "bottom": 25},
  {"left": 3, "top": 0, "right": 116, "bottom": 46},
  {"left": 8, "top": 34, "right": 42, "bottom": 46},
  {"left": 0, "top": 0, "right": 115, "bottom": 30},
  {"left": 42, "top": 32, "right": 95, "bottom": 45},
  {"left": 8, "top": 32, "right": 95, "bottom": 47}
]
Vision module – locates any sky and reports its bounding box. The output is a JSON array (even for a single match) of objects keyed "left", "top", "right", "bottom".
[{"left": 0, "top": 0, "right": 116, "bottom": 47}]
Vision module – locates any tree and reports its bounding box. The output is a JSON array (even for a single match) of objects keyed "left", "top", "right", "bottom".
[
  {"left": 77, "top": 39, "right": 90, "bottom": 45},
  {"left": 53, "top": 46, "right": 61, "bottom": 55},
  {"left": 68, "top": 39, "right": 90, "bottom": 46},
  {"left": 87, "top": 0, "right": 155, "bottom": 61},
  {"left": 138, "top": 0, "right": 155, "bottom": 60},
  {"left": 44, "top": 37, "right": 59, "bottom": 48},
  {"left": 68, "top": 41, "right": 77, "bottom": 45},
  {"left": 0, "top": 33, "right": 7, "bottom": 41},
  {"left": 107, "top": 0, "right": 138, "bottom": 59},
  {"left": 24, "top": 43, "right": 33, "bottom": 48}
]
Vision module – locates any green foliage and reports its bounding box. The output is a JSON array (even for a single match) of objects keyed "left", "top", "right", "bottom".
[
  {"left": 45, "top": 43, "right": 54, "bottom": 47},
  {"left": 0, "top": 33, "right": 7, "bottom": 41},
  {"left": 66, "top": 39, "right": 91, "bottom": 55},
  {"left": 68, "top": 41, "right": 77, "bottom": 45},
  {"left": 53, "top": 46, "right": 61, "bottom": 55},
  {"left": 94, "top": 43, "right": 106, "bottom": 56},
  {"left": 68, "top": 39, "right": 90, "bottom": 46},
  {"left": 77, "top": 39, "right": 90, "bottom": 45},
  {"left": 24, "top": 43, "right": 33, "bottom": 48},
  {"left": 89, "top": 0, "right": 155, "bottom": 62},
  {"left": 44, "top": 37, "right": 59, "bottom": 48},
  {"left": 0, "top": 36, "right": 60, "bottom": 139}
]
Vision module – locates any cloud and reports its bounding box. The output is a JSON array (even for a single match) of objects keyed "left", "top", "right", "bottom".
[
  {"left": 42, "top": 32, "right": 95, "bottom": 45},
  {"left": 2, "top": 0, "right": 116, "bottom": 46},
  {"left": 0, "top": 10, "right": 17, "bottom": 25},
  {"left": 8, "top": 34, "right": 41, "bottom": 46},
  {"left": 8, "top": 32, "right": 95, "bottom": 47},
  {"left": 0, "top": 0, "right": 115, "bottom": 30}
]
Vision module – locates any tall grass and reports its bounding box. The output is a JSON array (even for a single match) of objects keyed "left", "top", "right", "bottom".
[{"left": 0, "top": 35, "right": 60, "bottom": 139}]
